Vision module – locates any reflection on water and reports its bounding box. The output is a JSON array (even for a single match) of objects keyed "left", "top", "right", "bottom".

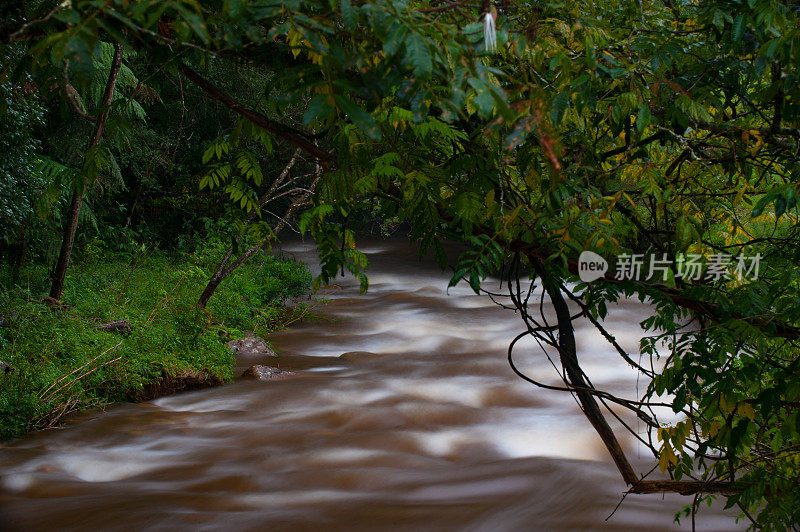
[{"left": 0, "top": 240, "right": 741, "bottom": 531}]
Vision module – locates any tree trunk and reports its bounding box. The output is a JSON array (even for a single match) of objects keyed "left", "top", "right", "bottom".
[
  {"left": 531, "top": 259, "right": 743, "bottom": 496},
  {"left": 9, "top": 240, "right": 25, "bottom": 283},
  {"left": 49, "top": 188, "right": 85, "bottom": 300},
  {"left": 532, "top": 259, "right": 639, "bottom": 486},
  {"left": 198, "top": 275, "right": 224, "bottom": 308},
  {"left": 197, "top": 238, "right": 270, "bottom": 309},
  {"left": 49, "top": 43, "right": 123, "bottom": 302},
  {"left": 124, "top": 178, "right": 143, "bottom": 229}
]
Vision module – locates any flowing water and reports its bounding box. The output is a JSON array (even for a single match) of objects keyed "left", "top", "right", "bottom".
[{"left": 0, "top": 240, "right": 741, "bottom": 531}]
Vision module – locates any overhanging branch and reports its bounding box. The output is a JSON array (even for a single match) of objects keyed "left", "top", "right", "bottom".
[
  {"left": 629, "top": 480, "right": 741, "bottom": 496},
  {"left": 528, "top": 258, "right": 744, "bottom": 498},
  {"left": 178, "top": 63, "right": 336, "bottom": 166}
]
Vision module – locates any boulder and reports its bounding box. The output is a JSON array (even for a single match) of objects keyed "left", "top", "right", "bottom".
[
  {"left": 338, "top": 351, "right": 378, "bottom": 361},
  {"left": 241, "top": 365, "right": 297, "bottom": 381},
  {"left": 227, "top": 335, "right": 277, "bottom": 357}
]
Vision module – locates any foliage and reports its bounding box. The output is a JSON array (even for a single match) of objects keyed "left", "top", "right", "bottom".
[
  {"left": 0, "top": 247, "right": 313, "bottom": 441},
  {"left": 0, "top": 45, "right": 48, "bottom": 258}
]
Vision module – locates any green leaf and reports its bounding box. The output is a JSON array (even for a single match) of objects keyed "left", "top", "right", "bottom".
[
  {"left": 673, "top": 387, "right": 687, "bottom": 412},
  {"left": 383, "top": 24, "right": 408, "bottom": 56},
  {"left": 340, "top": 0, "right": 358, "bottom": 30},
  {"left": 173, "top": 4, "right": 210, "bottom": 44},
  {"left": 732, "top": 14, "right": 746, "bottom": 43},
  {"left": 550, "top": 92, "right": 569, "bottom": 127},
  {"left": 202, "top": 145, "right": 215, "bottom": 164},
  {"left": 304, "top": 94, "right": 333, "bottom": 127},
  {"left": 226, "top": 0, "right": 244, "bottom": 17},
  {"left": 334, "top": 95, "right": 381, "bottom": 140},
  {"left": 468, "top": 78, "right": 494, "bottom": 118},
  {"left": 636, "top": 106, "right": 651, "bottom": 133},
  {"left": 504, "top": 115, "right": 536, "bottom": 151},
  {"left": 405, "top": 33, "right": 432, "bottom": 77},
  {"left": 433, "top": 239, "right": 447, "bottom": 269},
  {"left": 488, "top": 86, "right": 515, "bottom": 123},
  {"left": 774, "top": 195, "right": 787, "bottom": 218},
  {"left": 751, "top": 194, "right": 775, "bottom": 217}
]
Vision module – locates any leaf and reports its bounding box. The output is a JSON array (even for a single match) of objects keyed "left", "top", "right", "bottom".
[
  {"left": 550, "top": 92, "right": 569, "bottom": 127},
  {"left": 751, "top": 193, "right": 775, "bottom": 217},
  {"left": 504, "top": 115, "right": 536, "bottom": 151},
  {"left": 658, "top": 443, "right": 675, "bottom": 473},
  {"left": 226, "top": 0, "right": 244, "bottom": 17},
  {"left": 340, "top": 0, "right": 358, "bottom": 30},
  {"left": 673, "top": 387, "right": 687, "bottom": 412},
  {"left": 383, "top": 24, "right": 408, "bottom": 56},
  {"left": 405, "top": 33, "right": 432, "bottom": 78},
  {"left": 433, "top": 239, "right": 447, "bottom": 269},
  {"left": 173, "top": 4, "right": 210, "bottom": 44},
  {"left": 774, "top": 195, "right": 787, "bottom": 218},
  {"left": 468, "top": 78, "right": 494, "bottom": 118},
  {"left": 304, "top": 94, "right": 333, "bottom": 128},
  {"left": 732, "top": 14, "right": 746, "bottom": 43},
  {"left": 636, "top": 106, "right": 651, "bottom": 133},
  {"left": 487, "top": 86, "right": 515, "bottom": 123},
  {"left": 334, "top": 95, "right": 381, "bottom": 140},
  {"left": 202, "top": 144, "right": 215, "bottom": 164}
]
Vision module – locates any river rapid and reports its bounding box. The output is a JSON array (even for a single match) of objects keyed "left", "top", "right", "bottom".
[{"left": 0, "top": 240, "right": 741, "bottom": 531}]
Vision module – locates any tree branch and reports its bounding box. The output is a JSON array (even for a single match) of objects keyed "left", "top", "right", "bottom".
[
  {"left": 629, "top": 480, "right": 741, "bottom": 496},
  {"left": 63, "top": 61, "right": 97, "bottom": 123},
  {"left": 532, "top": 258, "right": 640, "bottom": 486},
  {"left": 178, "top": 64, "right": 336, "bottom": 166}
]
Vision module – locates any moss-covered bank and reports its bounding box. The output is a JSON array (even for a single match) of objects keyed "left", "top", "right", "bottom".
[{"left": 0, "top": 247, "right": 313, "bottom": 441}]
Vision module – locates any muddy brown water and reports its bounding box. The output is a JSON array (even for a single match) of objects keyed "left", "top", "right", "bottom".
[{"left": 0, "top": 240, "right": 741, "bottom": 531}]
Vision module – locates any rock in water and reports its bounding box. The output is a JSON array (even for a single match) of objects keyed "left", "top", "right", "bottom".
[
  {"left": 241, "top": 365, "right": 297, "bottom": 381},
  {"left": 227, "top": 336, "right": 277, "bottom": 357}
]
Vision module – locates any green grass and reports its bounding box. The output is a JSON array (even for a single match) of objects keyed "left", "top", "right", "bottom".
[{"left": 0, "top": 245, "right": 313, "bottom": 441}]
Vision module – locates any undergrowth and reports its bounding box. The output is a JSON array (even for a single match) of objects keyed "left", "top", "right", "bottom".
[{"left": 0, "top": 243, "right": 314, "bottom": 441}]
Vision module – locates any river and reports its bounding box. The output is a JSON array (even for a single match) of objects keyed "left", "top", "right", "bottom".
[{"left": 0, "top": 240, "right": 741, "bottom": 530}]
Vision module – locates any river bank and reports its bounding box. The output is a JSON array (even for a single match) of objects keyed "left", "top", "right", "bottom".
[{"left": 0, "top": 247, "right": 314, "bottom": 441}]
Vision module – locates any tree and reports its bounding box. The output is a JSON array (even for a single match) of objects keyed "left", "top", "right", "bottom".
[
  {"left": 0, "top": 43, "right": 47, "bottom": 279},
  {"left": 196, "top": 130, "right": 321, "bottom": 307},
  {"left": 48, "top": 42, "right": 123, "bottom": 301},
  {"left": 6, "top": 0, "right": 799, "bottom": 527},
  {"left": 172, "top": 61, "right": 324, "bottom": 307}
]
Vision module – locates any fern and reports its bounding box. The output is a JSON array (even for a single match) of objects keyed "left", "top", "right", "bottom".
[
  {"left": 450, "top": 235, "right": 507, "bottom": 293},
  {"left": 32, "top": 157, "right": 78, "bottom": 220},
  {"left": 200, "top": 164, "right": 232, "bottom": 190},
  {"left": 404, "top": 33, "right": 432, "bottom": 77},
  {"left": 202, "top": 138, "right": 233, "bottom": 164},
  {"left": 235, "top": 151, "right": 264, "bottom": 186}
]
